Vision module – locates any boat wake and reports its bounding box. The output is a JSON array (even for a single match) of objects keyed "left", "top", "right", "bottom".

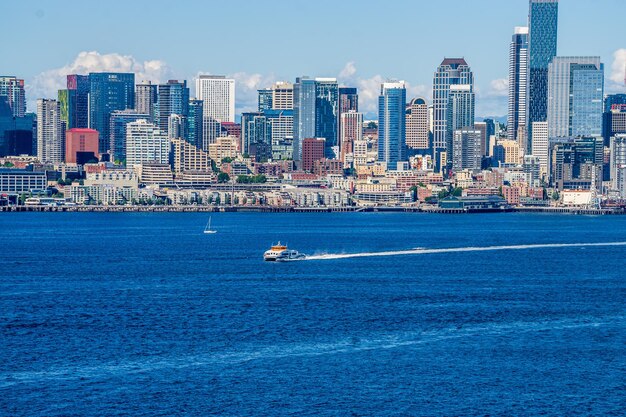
[{"left": 304, "top": 242, "right": 626, "bottom": 261}]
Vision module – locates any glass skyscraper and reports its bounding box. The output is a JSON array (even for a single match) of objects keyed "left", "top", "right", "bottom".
[
  {"left": 108, "top": 109, "right": 150, "bottom": 163},
  {"left": 547, "top": 56, "right": 603, "bottom": 138},
  {"left": 377, "top": 81, "right": 406, "bottom": 170},
  {"left": 187, "top": 99, "right": 204, "bottom": 149},
  {"left": 293, "top": 77, "right": 338, "bottom": 161},
  {"left": 527, "top": 0, "right": 558, "bottom": 153},
  {"left": 89, "top": 72, "right": 135, "bottom": 153},
  {"left": 508, "top": 27, "right": 529, "bottom": 142},
  {"left": 155, "top": 80, "right": 190, "bottom": 134},
  {"left": 432, "top": 58, "right": 474, "bottom": 171}
]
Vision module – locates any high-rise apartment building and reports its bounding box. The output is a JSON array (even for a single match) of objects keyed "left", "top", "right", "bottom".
[
  {"left": 547, "top": 57, "right": 603, "bottom": 138},
  {"left": 447, "top": 85, "right": 475, "bottom": 161},
  {"left": 452, "top": 128, "right": 482, "bottom": 172},
  {"left": 135, "top": 81, "right": 157, "bottom": 118},
  {"left": 187, "top": 99, "right": 204, "bottom": 149},
  {"left": 432, "top": 58, "right": 474, "bottom": 170},
  {"left": 0, "top": 76, "right": 26, "bottom": 117},
  {"left": 527, "top": 0, "right": 558, "bottom": 153},
  {"left": 37, "top": 99, "right": 64, "bottom": 164},
  {"left": 88, "top": 72, "right": 135, "bottom": 153},
  {"left": 339, "top": 110, "right": 363, "bottom": 163},
  {"left": 302, "top": 138, "right": 325, "bottom": 171},
  {"left": 377, "top": 81, "right": 406, "bottom": 170},
  {"left": 610, "top": 134, "right": 626, "bottom": 185},
  {"left": 195, "top": 75, "right": 235, "bottom": 150},
  {"left": 508, "top": 27, "right": 529, "bottom": 142},
  {"left": 531, "top": 121, "right": 549, "bottom": 178},
  {"left": 125, "top": 119, "right": 170, "bottom": 168},
  {"left": 58, "top": 75, "right": 89, "bottom": 130},
  {"left": 406, "top": 98, "right": 429, "bottom": 151},
  {"left": 258, "top": 88, "right": 273, "bottom": 112},
  {"left": 241, "top": 112, "right": 272, "bottom": 160}
]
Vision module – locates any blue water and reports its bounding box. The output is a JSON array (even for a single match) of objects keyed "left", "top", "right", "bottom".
[{"left": 1, "top": 212, "right": 625, "bottom": 416}]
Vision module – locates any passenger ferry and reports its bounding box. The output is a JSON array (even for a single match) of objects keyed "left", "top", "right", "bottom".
[{"left": 263, "top": 242, "right": 306, "bottom": 262}]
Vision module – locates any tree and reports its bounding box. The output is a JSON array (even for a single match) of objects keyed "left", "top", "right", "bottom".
[
  {"left": 551, "top": 190, "right": 560, "bottom": 201},
  {"left": 218, "top": 172, "right": 230, "bottom": 183},
  {"left": 215, "top": 195, "right": 221, "bottom": 205},
  {"left": 451, "top": 187, "right": 463, "bottom": 197}
]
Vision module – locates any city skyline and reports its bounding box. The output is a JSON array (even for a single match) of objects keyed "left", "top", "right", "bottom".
[{"left": 3, "top": 0, "right": 626, "bottom": 117}]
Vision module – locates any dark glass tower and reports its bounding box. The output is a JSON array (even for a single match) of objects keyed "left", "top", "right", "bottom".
[
  {"left": 378, "top": 82, "right": 406, "bottom": 169},
  {"left": 89, "top": 72, "right": 135, "bottom": 153},
  {"left": 155, "top": 80, "right": 190, "bottom": 134},
  {"left": 527, "top": 0, "right": 558, "bottom": 153}
]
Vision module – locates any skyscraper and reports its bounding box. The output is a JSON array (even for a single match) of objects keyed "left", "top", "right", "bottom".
[
  {"left": 377, "top": 81, "right": 406, "bottom": 170},
  {"left": 58, "top": 75, "right": 89, "bottom": 130},
  {"left": 293, "top": 77, "right": 339, "bottom": 161},
  {"left": 447, "top": 85, "right": 475, "bottom": 165},
  {"left": 547, "top": 57, "right": 604, "bottom": 138},
  {"left": 88, "top": 72, "right": 135, "bottom": 153},
  {"left": 187, "top": 99, "right": 204, "bottom": 149},
  {"left": 293, "top": 77, "right": 316, "bottom": 161},
  {"left": 527, "top": 0, "right": 558, "bottom": 153},
  {"left": 508, "top": 27, "right": 529, "bottom": 142},
  {"left": 241, "top": 112, "right": 272, "bottom": 161},
  {"left": 271, "top": 82, "right": 294, "bottom": 110},
  {"left": 339, "top": 110, "right": 363, "bottom": 163},
  {"left": 135, "top": 81, "right": 157, "bottom": 118},
  {"left": 0, "top": 76, "right": 26, "bottom": 117},
  {"left": 37, "top": 99, "right": 64, "bottom": 164},
  {"left": 531, "top": 121, "right": 549, "bottom": 178},
  {"left": 432, "top": 58, "right": 474, "bottom": 171},
  {"left": 338, "top": 87, "right": 358, "bottom": 158},
  {"left": 258, "top": 88, "right": 273, "bottom": 112},
  {"left": 405, "top": 98, "right": 429, "bottom": 151},
  {"left": 195, "top": 75, "right": 235, "bottom": 150},
  {"left": 155, "top": 80, "right": 190, "bottom": 134}
]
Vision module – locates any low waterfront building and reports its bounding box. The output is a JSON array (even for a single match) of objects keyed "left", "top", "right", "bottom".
[
  {"left": 135, "top": 163, "right": 174, "bottom": 185},
  {"left": 438, "top": 195, "right": 509, "bottom": 210},
  {"left": 171, "top": 137, "right": 212, "bottom": 174},
  {"left": 0, "top": 169, "right": 47, "bottom": 193}
]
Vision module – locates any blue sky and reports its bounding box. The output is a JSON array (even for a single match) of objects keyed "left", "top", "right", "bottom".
[{"left": 2, "top": 0, "right": 625, "bottom": 117}]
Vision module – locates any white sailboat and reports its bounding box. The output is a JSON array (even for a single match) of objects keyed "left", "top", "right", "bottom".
[{"left": 204, "top": 216, "right": 217, "bottom": 234}]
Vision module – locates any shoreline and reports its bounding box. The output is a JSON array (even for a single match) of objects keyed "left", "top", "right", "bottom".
[{"left": 2, "top": 205, "right": 624, "bottom": 215}]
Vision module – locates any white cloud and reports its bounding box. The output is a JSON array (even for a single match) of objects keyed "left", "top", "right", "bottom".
[
  {"left": 338, "top": 61, "right": 428, "bottom": 116},
  {"left": 610, "top": 48, "right": 626, "bottom": 87},
  {"left": 28, "top": 51, "right": 176, "bottom": 109},
  {"left": 224, "top": 71, "right": 279, "bottom": 114},
  {"left": 488, "top": 78, "right": 509, "bottom": 97}
]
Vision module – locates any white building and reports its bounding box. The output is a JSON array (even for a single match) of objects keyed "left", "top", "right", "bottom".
[
  {"left": 531, "top": 121, "right": 549, "bottom": 178},
  {"left": 610, "top": 134, "right": 626, "bottom": 192},
  {"left": 406, "top": 98, "right": 429, "bottom": 150},
  {"left": 270, "top": 81, "right": 293, "bottom": 110},
  {"left": 37, "top": 99, "right": 64, "bottom": 164},
  {"left": 195, "top": 75, "right": 235, "bottom": 149},
  {"left": 125, "top": 119, "right": 170, "bottom": 168}
]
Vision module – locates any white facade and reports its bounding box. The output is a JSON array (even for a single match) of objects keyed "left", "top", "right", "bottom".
[
  {"left": 125, "top": 119, "right": 170, "bottom": 168},
  {"left": 406, "top": 98, "right": 429, "bottom": 150},
  {"left": 531, "top": 121, "right": 549, "bottom": 178},
  {"left": 37, "top": 99, "right": 64, "bottom": 164},
  {"left": 610, "top": 134, "right": 626, "bottom": 189},
  {"left": 271, "top": 82, "right": 294, "bottom": 110},
  {"left": 195, "top": 75, "right": 235, "bottom": 149}
]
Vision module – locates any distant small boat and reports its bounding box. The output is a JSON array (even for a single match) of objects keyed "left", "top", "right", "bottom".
[{"left": 204, "top": 216, "right": 217, "bottom": 234}]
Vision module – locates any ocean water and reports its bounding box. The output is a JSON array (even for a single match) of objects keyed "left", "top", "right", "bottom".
[{"left": 1, "top": 212, "right": 625, "bottom": 416}]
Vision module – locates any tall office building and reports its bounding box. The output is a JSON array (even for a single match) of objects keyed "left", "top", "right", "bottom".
[
  {"left": 135, "top": 81, "right": 157, "bottom": 118},
  {"left": 432, "top": 58, "right": 474, "bottom": 170},
  {"left": 447, "top": 85, "right": 475, "bottom": 165},
  {"left": 452, "top": 128, "right": 482, "bottom": 172},
  {"left": 58, "top": 75, "right": 89, "bottom": 130},
  {"left": 125, "top": 119, "right": 170, "bottom": 168},
  {"left": 377, "top": 81, "right": 406, "bottom": 169},
  {"left": 195, "top": 75, "right": 235, "bottom": 150},
  {"left": 0, "top": 99, "right": 34, "bottom": 157},
  {"left": 241, "top": 112, "right": 272, "bottom": 160},
  {"left": 88, "top": 72, "right": 135, "bottom": 153},
  {"left": 37, "top": 99, "right": 64, "bottom": 164},
  {"left": 293, "top": 77, "right": 316, "bottom": 161},
  {"left": 508, "top": 27, "right": 529, "bottom": 142},
  {"left": 406, "top": 98, "right": 429, "bottom": 151},
  {"left": 527, "top": 0, "right": 558, "bottom": 153},
  {"left": 187, "top": 99, "right": 204, "bottom": 149},
  {"left": 610, "top": 134, "right": 626, "bottom": 184},
  {"left": 474, "top": 121, "right": 488, "bottom": 157},
  {"left": 293, "top": 77, "right": 339, "bottom": 160},
  {"left": 155, "top": 80, "right": 190, "bottom": 134},
  {"left": 0, "top": 76, "right": 26, "bottom": 117},
  {"left": 604, "top": 94, "right": 626, "bottom": 113},
  {"left": 339, "top": 110, "right": 363, "bottom": 163},
  {"left": 109, "top": 110, "right": 150, "bottom": 163},
  {"left": 547, "top": 57, "right": 604, "bottom": 138}
]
